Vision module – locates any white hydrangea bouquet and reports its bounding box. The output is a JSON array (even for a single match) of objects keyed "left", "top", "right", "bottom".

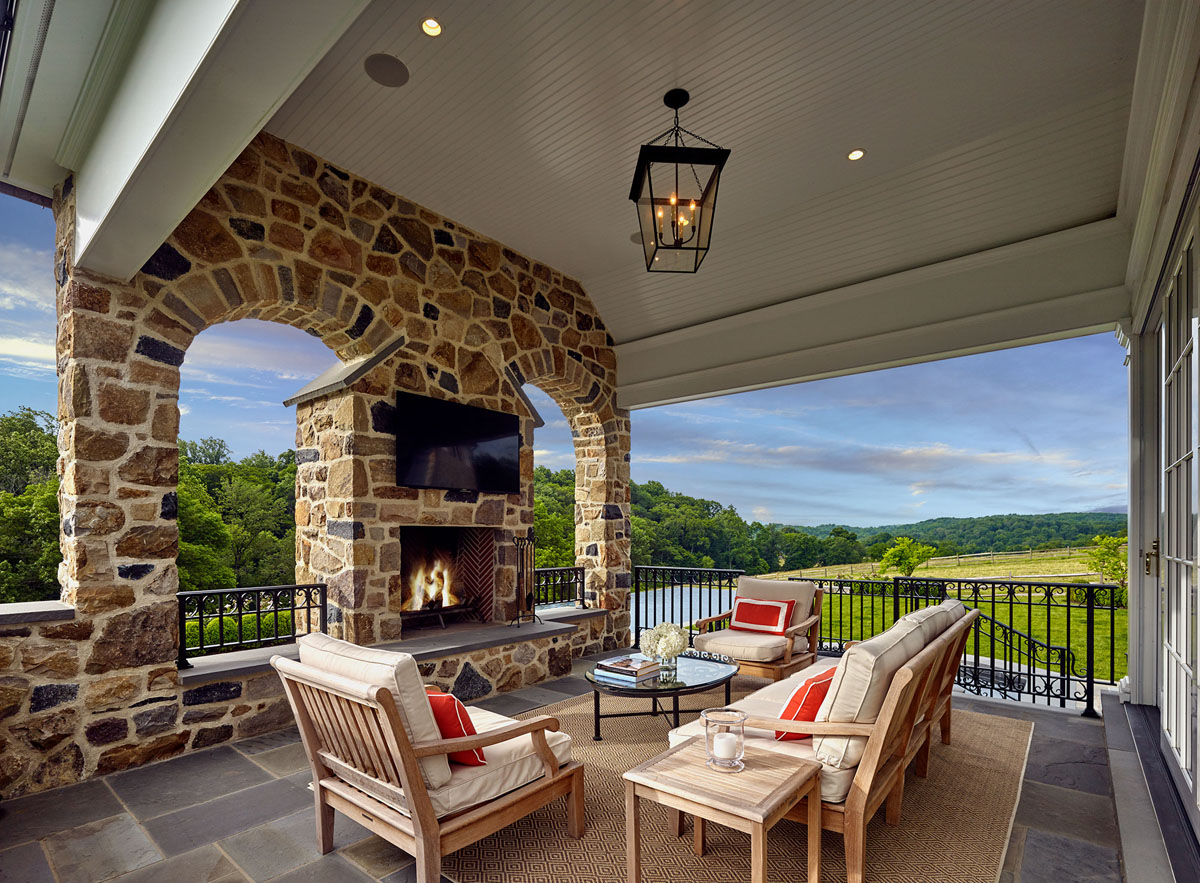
[{"left": 639, "top": 622, "right": 688, "bottom": 670}]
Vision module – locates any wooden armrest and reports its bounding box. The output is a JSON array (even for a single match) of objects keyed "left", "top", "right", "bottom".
[
  {"left": 410, "top": 715, "right": 561, "bottom": 758},
  {"left": 743, "top": 716, "right": 875, "bottom": 737},
  {"left": 786, "top": 614, "right": 820, "bottom": 636},
  {"left": 693, "top": 610, "right": 733, "bottom": 632}
]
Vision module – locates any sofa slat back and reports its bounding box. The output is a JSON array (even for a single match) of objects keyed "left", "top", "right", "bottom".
[{"left": 844, "top": 608, "right": 977, "bottom": 808}]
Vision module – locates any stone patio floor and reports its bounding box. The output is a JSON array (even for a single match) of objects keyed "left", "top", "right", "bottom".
[{"left": 0, "top": 650, "right": 1127, "bottom": 883}]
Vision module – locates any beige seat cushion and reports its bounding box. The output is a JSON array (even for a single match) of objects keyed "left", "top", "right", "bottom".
[
  {"left": 693, "top": 628, "right": 807, "bottom": 662},
  {"left": 812, "top": 619, "right": 925, "bottom": 770},
  {"left": 735, "top": 576, "right": 817, "bottom": 629},
  {"left": 364, "top": 707, "right": 574, "bottom": 818},
  {"left": 298, "top": 633, "right": 451, "bottom": 789},
  {"left": 668, "top": 670, "right": 855, "bottom": 803},
  {"left": 899, "top": 605, "right": 953, "bottom": 644}
]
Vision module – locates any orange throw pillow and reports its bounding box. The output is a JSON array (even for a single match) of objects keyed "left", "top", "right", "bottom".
[
  {"left": 775, "top": 668, "right": 836, "bottom": 741},
  {"left": 729, "top": 596, "right": 796, "bottom": 636},
  {"left": 427, "top": 693, "right": 487, "bottom": 765}
]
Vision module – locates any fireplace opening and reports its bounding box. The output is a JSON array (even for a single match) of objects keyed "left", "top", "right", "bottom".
[{"left": 398, "top": 527, "right": 496, "bottom": 628}]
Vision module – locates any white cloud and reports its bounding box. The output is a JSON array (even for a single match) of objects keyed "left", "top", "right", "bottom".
[
  {"left": 178, "top": 403, "right": 191, "bottom": 416},
  {"left": 752, "top": 505, "right": 772, "bottom": 522},
  {"left": 0, "top": 242, "right": 55, "bottom": 313},
  {"left": 532, "top": 447, "right": 575, "bottom": 468},
  {"left": 185, "top": 329, "right": 335, "bottom": 385},
  {"left": 0, "top": 335, "right": 55, "bottom": 373}
]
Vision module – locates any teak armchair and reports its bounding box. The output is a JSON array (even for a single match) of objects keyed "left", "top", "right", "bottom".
[
  {"left": 694, "top": 577, "right": 824, "bottom": 681},
  {"left": 273, "top": 655, "right": 585, "bottom": 883}
]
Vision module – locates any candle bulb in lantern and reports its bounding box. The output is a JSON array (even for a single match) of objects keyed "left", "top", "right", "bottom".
[{"left": 712, "top": 732, "right": 738, "bottom": 760}]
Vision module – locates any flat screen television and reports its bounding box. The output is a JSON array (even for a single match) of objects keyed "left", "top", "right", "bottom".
[{"left": 394, "top": 391, "right": 520, "bottom": 493}]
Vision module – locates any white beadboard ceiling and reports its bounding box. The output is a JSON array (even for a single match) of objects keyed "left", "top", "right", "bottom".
[{"left": 268, "top": 0, "right": 1143, "bottom": 345}]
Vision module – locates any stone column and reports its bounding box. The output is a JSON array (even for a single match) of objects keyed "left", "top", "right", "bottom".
[{"left": 55, "top": 183, "right": 182, "bottom": 678}]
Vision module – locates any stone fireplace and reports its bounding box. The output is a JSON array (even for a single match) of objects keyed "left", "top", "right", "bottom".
[
  {"left": 396, "top": 526, "right": 498, "bottom": 626},
  {"left": 0, "top": 130, "right": 632, "bottom": 800}
]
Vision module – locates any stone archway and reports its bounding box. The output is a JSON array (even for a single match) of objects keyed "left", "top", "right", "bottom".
[
  {"left": 0, "top": 131, "right": 629, "bottom": 798},
  {"left": 515, "top": 346, "right": 631, "bottom": 633}
]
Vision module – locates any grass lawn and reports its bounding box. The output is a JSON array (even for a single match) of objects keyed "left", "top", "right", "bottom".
[
  {"left": 818, "top": 592, "right": 1127, "bottom": 683},
  {"left": 769, "top": 548, "right": 1114, "bottom": 583}
]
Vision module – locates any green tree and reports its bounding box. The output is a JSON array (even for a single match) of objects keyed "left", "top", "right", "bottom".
[
  {"left": 822, "top": 526, "right": 866, "bottom": 565},
  {"left": 180, "top": 437, "right": 233, "bottom": 465},
  {"left": 176, "top": 469, "right": 235, "bottom": 592},
  {"left": 1085, "top": 535, "right": 1128, "bottom": 589},
  {"left": 218, "top": 476, "right": 289, "bottom": 585},
  {"left": 0, "top": 407, "right": 58, "bottom": 494},
  {"left": 0, "top": 478, "right": 62, "bottom": 603},
  {"left": 878, "top": 536, "right": 937, "bottom": 576}
]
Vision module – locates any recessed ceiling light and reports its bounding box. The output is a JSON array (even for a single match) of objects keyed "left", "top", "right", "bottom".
[
  {"left": 847, "top": 149, "right": 865, "bottom": 161},
  {"left": 422, "top": 18, "right": 442, "bottom": 36},
  {"left": 364, "top": 53, "right": 410, "bottom": 87}
]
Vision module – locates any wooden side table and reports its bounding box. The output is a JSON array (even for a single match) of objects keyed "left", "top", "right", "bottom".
[{"left": 623, "top": 737, "right": 821, "bottom": 883}]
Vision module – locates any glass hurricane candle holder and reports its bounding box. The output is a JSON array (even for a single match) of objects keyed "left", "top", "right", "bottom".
[{"left": 701, "top": 707, "right": 746, "bottom": 773}]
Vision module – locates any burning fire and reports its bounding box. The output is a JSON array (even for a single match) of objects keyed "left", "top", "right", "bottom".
[{"left": 403, "top": 554, "right": 461, "bottom": 611}]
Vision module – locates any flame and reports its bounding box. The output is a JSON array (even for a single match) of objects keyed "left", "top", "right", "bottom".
[{"left": 403, "top": 553, "right": 461, "bottom": 611}]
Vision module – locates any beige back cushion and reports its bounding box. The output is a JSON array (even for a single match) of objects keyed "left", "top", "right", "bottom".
[
  {"left": 813, "top": 619, "right": 925, "bottom": 769},
  {"left": 940, "top": 599, "right": 968, "bottom": 621},
  {"left": 736, "top": 576, "right": 816, "bottom": 628},
  {"left": 298, "top": 633, "right": 451, "bottom": 789},
  {"left": 899, "top": 605, "right": 953, "bottom": 644}
]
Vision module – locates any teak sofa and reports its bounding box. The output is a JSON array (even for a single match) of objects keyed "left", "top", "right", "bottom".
[
  {"left": 670, "top": 599, "right": 980, "bottom": 883},
  {"left": 273, "top": 634, "right": 585, "bottom": 883},
  {"left": 693, "top": 576, "right": 824, "bottom": 680}
]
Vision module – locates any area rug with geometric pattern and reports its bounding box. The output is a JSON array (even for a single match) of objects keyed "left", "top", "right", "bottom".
[{"left": 443, "top": 677, "right": 1033, "bottom": 883}]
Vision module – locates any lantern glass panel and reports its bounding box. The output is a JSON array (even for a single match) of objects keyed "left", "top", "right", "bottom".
[{"left": 631, "top": 141, "right": 728, "bottom": 273}]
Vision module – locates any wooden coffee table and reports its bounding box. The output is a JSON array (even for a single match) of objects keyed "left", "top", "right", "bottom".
[{"left": 623, "top": 737, "right": 821, "bottom": 883}]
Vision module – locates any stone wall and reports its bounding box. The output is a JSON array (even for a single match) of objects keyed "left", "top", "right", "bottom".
[{"left": 0, "top": 131, "right": 630, "bottom": 798}]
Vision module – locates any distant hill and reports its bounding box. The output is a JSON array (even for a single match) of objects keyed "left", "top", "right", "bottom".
[
  {"left": 797, "top": 513, "right": 1127, "bottom": 554},
  {"left": 533, "top": 466, "right": 1128, "bottom": 574}
]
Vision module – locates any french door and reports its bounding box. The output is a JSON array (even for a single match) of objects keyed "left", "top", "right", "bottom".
[{"left": 1160, "top": 219, "right": 1200, "bottom": 827}]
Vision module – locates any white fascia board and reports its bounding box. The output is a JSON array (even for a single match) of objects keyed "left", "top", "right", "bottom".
[
  {"left": 72, "top": 0, "right": 370, "bottom": 281},
  {"left": 616, "top": 219, "right": 1132, "bottom": 409},
  {"left": 1121, "top": 0, "right": 1200, "bottom": 327}
]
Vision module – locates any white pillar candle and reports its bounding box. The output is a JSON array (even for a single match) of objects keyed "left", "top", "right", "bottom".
[{"left": 712, "top": 731, "right": 739, "bottom": 760}]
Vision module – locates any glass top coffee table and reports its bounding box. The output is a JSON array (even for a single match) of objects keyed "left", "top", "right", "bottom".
[{"left": 585, "top": 650, "right": 739, "bottom": 741}]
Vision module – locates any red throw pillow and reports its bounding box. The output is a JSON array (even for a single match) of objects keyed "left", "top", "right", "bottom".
[
  {"left": 775, "top": 668, "right": 836, "bottom": 741},
  {"left": 729, "top": 596, "right": 796, "bottom": 636},
  {"left": 427, "top": 693, "right": 487, "bottom": 766}
]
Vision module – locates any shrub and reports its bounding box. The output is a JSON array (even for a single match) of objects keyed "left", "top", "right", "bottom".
[{"left": 184, "top": 610, "right": 296, "bottom": 653}]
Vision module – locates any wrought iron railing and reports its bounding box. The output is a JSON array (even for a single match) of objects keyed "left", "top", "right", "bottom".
[
  {"left": 792, "top": 575, "right": 1122, "bottom": 714},
  {"left": 177, "top": 584, "right": 327, "bottom": 668},
  {"left": 534, "top": 566, "right": 585, "bottom": 607},
  {"left": 632, "top": 565, "right": 744, "bottom": 646}
]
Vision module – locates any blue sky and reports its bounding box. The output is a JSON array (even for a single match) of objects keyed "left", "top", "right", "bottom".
[{"left": 1, "top": 192, "right": 1127, "bottom": 526}]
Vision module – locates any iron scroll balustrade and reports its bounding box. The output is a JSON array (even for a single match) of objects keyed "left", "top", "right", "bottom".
[
  {"left": 787, "top": 574, "right": 1120, "bottom": 716},
  {"left": 176, "top": 584, "right": 327, "bottom": 668},
  {"left": 533, "top": 566, "right": 586, "bottom": 608},
  {"left": 632, "top": 565, "right": 744, "bottom": 647}
]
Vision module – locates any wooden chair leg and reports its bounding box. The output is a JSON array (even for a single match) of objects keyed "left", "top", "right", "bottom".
[
  {"left": 915, "top": 731, "right": 932, "bottom": 778},
  {"left": 885, "top": 771, "right": 904, "bottom": 826},
  {"left": 844, "top": 814, "right": 866, "bottom": 883},
  {"left": 415, "top": 839, "right": 442, "bottom": 883},
  {"left": 314, "top": 786, "right": 334, "bottom": 855},
  {"left": 940, "top": 706, "right": 952, "bottom": 745},
  {"left": 568, "top": 765, "right": 586, "bottom": 838}
]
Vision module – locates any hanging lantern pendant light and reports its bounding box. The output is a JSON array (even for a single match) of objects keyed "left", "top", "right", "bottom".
[{"left": 629, "top": 89, "right": 730, "bottom": 273}]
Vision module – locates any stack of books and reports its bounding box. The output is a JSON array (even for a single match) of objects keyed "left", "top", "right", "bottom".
[{"left": 592, "top": 654, "right": 661, "bottom": 685}]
